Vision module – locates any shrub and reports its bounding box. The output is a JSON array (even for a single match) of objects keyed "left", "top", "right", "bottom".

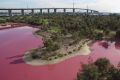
[
  {"left": 95, "top": 33, "right": 103, "bottom": 40},
  {"left": 94, "top": 58, "right": 110, "bottom": 71},
  {"left": 73, "top": 49, "right": 76, "bottom": 52},
  {"left": 68, "top": 51, "right": 72, "bottom": 54},
  {"left": 77, "top": 64, "right": 99, "bottom": 80},
  {"left": 44, "top": 39, "right": 60, "bottom": 52},
  {"left": 47, "top": 58, "right": 52, "bottom": 61},
  {"left": 64, "top": 54, "right": 67, "bottom": 56},
  {"left": 57, "top": 54, "right": 64, "bottom": 57},
  {"left": 54, "top": 56, "right": 58, "bottom": 59},
  {"left": 115, "top": 30, "right": 120, "bottom": 40},
  {"left": 0, "top": 18, "right": 6, "bottom": 23},
  {"left": 77, "top": 58, "right": 120, "bottom": 80},
  {"left": 31, "top": 53, "right": 39, "bottom": 59}
]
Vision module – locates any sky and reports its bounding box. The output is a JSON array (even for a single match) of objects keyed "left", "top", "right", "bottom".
[{"left": 0, "top": 0, "right": 120, "bottom": 13}]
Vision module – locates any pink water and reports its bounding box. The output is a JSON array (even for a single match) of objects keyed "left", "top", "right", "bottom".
[{"left": 0, "top": 27, "right": 120, "bottom": 80}]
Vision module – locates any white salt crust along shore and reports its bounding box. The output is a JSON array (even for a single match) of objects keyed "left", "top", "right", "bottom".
[{"left": 23, "top": 43, "right": 91, "bottom": 66}]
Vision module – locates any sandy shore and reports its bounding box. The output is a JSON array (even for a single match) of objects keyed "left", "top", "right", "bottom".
[{"left": 23, "top": 43, "right": 91, "bottom": 66}]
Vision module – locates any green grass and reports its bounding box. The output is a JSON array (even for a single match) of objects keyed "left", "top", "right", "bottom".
[
  {"left": 94, "top": 29, "right": 103, "bottom": 33},
  {"left": 0, "top": 18, "right": 6, "bottom": 23},
  {"left": 48, "top": 27, "right": 61, "bottom": 33},
  {"left": 109, "top": 31, "right": 116, "bottom": 36}
]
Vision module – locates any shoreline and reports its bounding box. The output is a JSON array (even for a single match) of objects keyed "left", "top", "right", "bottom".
[
  {"left": 0, "top": 22, "right": 92, "bottom": 66},
  {"left": 23, "top": 43, "right": 91, "bottom": 66},
  {"left": 0, "top": 22, "right": 40, "bottom": 30}
]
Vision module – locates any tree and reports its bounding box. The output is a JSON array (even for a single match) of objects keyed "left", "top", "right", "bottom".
[
  {"left": 77, "top": 64, "right": 99, "bottom": 80},
  {"left": 0, "top": 18, "right": 6, "bottom": 23},
  {"left": 95, "top": 33, "right": 103, "bottom": 40},
  {"left": 77, "top": 58, "right": 120, "bottom": 80},
  {"left": 115, "top": 30, "right": 120, "bottom": 40}
]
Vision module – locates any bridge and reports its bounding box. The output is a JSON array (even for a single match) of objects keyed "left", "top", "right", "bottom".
[{"left": 0, "top": 8, "right": 99, "bottom": 16}]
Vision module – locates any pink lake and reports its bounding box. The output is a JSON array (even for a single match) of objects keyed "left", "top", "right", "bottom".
[{"left": 0, "top": 26, "right": 120, "bottom": 80}]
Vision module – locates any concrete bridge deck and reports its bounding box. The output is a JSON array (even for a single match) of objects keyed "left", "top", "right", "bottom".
[{"left": 0, "top": 8, "right": 99, "bottom": 16}]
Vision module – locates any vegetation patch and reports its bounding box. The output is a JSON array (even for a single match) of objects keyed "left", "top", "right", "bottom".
[
  {"left": 77, "top": 58, "right": 120, "bottom": 80},
  {"left": 1, "top": 14, "right": 120, "bottom": 64},
  {"left": 48, "top": 27, "right": 61, "bottom": 33}
]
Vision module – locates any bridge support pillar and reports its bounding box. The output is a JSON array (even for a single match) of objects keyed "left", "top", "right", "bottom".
[
  {"left": 21, "top": 9, "right": 24, "bottom": 15},
  {"left": 91, "top": 10, "right": 93, "bottom": 13},
  {"left": 40, "top": 9, "right": 42, "bottom": 14},
  {"left": 64, "top": 9, "right": 66, "bottom": 13},
  {"left": 73, "top": 8, "right": 75, "bottom": 13},
  {"left": 8, "top": 9, "right": 12, "bottom": 16},
  {"left": 54, "top": 9, "right": 56, "bottom": 13},
  {"left": 86, "top": 9, "right": 89, "bottom": 15},
  {"left": 31, "top": 9, "right": 34, "bottom": 15},
  {"left": 91, "top": 10, "right": 93, "bottom": 15},
  {"left": 48, "top": 9, "right": 50, "bottom": 13}
]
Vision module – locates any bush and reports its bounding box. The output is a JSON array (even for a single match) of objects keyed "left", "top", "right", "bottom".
[
  {"left": 77, "top": 64, "right": 99, "bottom": 80},
  {"left": 57, "top": 54, "right": 64, "bottom": 57},
  {"left": 115, "top": 30, "right": 120, "bottom": 40},
  {"left": 48, "top": 58, "right": 52, "bottom": 61},
  {"left": 54, "top": 56, "right": 58, "bottom": 59},
  {"left": 77, "top": 58, "right": 120, "bottom": 80},
  {"left": 31, "top": 53, "right": 39, "bottom": 59},
  {"left": 64, "top": 54, "right": 67, "bottom": 56},
  {"left": 44, "top": 39, "right": 60, "bottom": 52},
  {"left": 95, "top": 33, "right": 103, "bottom": 40},
  {"left": 68, "top": 51, "right": 72, "bottom": 54},
  {"left": 73, "top": 49, "right": 76, "bottom": 52},
  {"left": 94, "top": 58, "right": 110, "bottom": 71},
  {"left": 0, "top": 18, "right": 6, "bottom": 23}
]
